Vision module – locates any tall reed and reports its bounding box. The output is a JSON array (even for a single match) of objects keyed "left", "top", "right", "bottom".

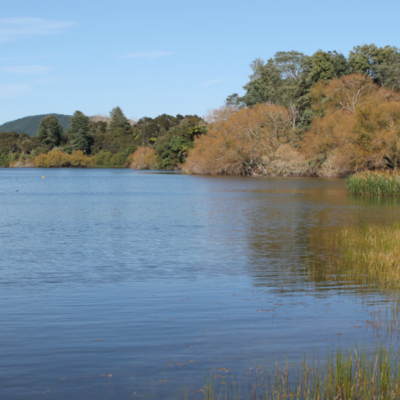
[
  {"left": 329, "top": 223, "right": 400, "bottom": 289},
  {"left": 346, "top": 171, "right": 400, "bottom": 196},
  {"left": 186, "top": 345, "right": 400, "bottom": 400}
]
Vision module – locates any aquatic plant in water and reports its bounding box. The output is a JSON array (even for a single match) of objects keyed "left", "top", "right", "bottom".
[
  {"left": 185, "top": 345, "right": 400, "bottom": 400},
  {"left": 346, "top": 171, "right": 400, "bottom": 197},
  {"left": 328, "top": 223, "right": 400, "bottom": 289}
]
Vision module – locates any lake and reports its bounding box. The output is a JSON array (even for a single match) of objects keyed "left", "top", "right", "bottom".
[{"left": 1, "top": 169, "right": 400, "bottom": 399}]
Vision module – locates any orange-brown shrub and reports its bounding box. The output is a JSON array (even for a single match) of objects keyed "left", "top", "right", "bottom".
[
  {"left": 34, "top": 150, "right": 92, "bottom": 168},
  {"left": 183, "top": 104, "right": 307, "bottom": 175},
  {"left": 303, "top": 74, "right": 400, "bottom": 176},
  {"left": 34, "top": 151, "right": 70, "bottom": 167},
  {"left": 69, "top": 150, "right": 93, "bottom": 167},
  {"left": 130, "top": 147, "right": 157, "bottom": 170}
]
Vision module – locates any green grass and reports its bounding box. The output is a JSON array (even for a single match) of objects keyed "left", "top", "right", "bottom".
[
  {"left": 185, "top": 345, "right": 400, "bottom": 400},
  {"left": 346, "top": 171, "right": 400, "bottom": 196}
]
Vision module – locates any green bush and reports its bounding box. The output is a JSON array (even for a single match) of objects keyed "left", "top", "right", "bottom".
[
  {"left": 93, "top": 150, "right": 127, "bottom": 167},
  {"left": 0, "top": 154, "right": 9, "bottom": 167}
]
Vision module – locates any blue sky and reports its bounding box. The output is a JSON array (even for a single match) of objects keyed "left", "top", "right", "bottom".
[{"left": 1, "top": 0, "right": 399, "bottom": 124}]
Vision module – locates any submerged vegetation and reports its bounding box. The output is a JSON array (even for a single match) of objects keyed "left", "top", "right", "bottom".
[
  {"left": 304, "top": 223, "right": 400, "bottom": 293},
  {"left": 316, "top": 223, "right": 400, "bottom": 289},
  {"left": 188, "top": 345, "right": 400, "bottom": 400},
  {"left": 346, "top": 171, "right": 400, "bottom": 196},
  {"left": 188, "top": 221, "right": 400, "bottom": 399}
]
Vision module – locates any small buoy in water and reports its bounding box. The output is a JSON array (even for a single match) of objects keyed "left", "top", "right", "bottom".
[{"left": 42, "top": 176, "right": 45, "bottom": 179}]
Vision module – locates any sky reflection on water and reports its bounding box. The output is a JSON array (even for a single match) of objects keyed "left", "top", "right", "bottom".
[{"left": 0, "top": 169, "right": 399, "bottom": 399}]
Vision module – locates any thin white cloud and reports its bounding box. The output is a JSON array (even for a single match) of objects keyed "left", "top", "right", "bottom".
[
  {"left": 122, "top": 51, "right": 173, "bottom": 60},
  {"left": 3, "top": 65, "right": 54, "bottom": 74},
  {"left": 0, "top": 83, "right": 31, "bottom": 97},
  {"left": 0, "top": 18, "right": 75, "bottom": 42},
  {"left": 202, "top": 79, "right": 224, "bottom": 87}
]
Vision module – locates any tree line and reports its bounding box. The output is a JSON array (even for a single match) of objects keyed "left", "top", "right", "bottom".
[
  {"left": 2, "top": 43, "right": 400, "bottom": 176},
  {"left": 183, "top": 43, "right": 400, "bottom": 176},
  {"left": 0, "top": 107, "right": 206, "bottom": 169}
]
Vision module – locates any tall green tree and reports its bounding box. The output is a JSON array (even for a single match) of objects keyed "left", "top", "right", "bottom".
[
  {"left": 295, "top": 51, "right": 349, "bottom": 131},
  {"left": 109, "top": 106, "right": 130, "bottom": 131},
  {"left": 132, "top": 114, "right": 181, "bottom": 146},
  {"left": 227, "top": 51, "right": 309, "bottom": 116},
  {"left": 155, "top": 135, "right": 190, "bottom": 169},
  {"left": 69, "top": 111, "right": 92, "bottom": 153},
  {"left": 37, "top": 115, "right": 63, "bottom": 149},
  {"left": 349, "top": 44, "right": 400, "bottom": 89},
  {"left": 306, "top": 50, "right": 349, "bottom": 85},
  {"left": 227, "top": 50, "right": 350, "bottom": 134}
]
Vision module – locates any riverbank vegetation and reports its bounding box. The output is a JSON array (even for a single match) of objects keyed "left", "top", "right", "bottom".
[
  {"left": 306, "top": 223, "right": 400, "bottom": 291},
  {"left": 338, "top": 223, "right": 400, "bottom": 288},
  {"left": 2, "top": 43, "right": 400, "bottom": 176},
  {"left": 346, "top": 171, "right": 400, "bottom": 196},
  {"left": 184, "top": 44, "right": 400, "bottom": 177},
  {"left": 188, "top": 345, "right": 400, "bottom": 400},
  {"left": 187, "top": 223, "right": 400, "bottom": 399}
]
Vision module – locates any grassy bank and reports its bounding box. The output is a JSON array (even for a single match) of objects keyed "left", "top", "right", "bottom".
[
  {"left": 346, "top": 171, "right": 400, "bottom": 196},
  {"left": 187, "top": 345, "right": 400, "bottom": 400}
]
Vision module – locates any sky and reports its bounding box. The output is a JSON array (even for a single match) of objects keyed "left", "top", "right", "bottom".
[{"left": 1, "top": 0, "right": 399, "bottom": 124}]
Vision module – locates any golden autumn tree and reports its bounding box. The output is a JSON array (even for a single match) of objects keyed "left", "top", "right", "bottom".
[
  {"left": 303, "top": 74, "right": 400, "bottom": 176},
  {"left": 184, "top": 104, "right": 307, "bottom": 176},
  {"left": 130, "top": 147, "right": 157, "bottom": 170}
]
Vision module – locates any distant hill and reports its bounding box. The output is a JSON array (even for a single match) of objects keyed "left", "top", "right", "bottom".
[{"left": 0, "top": 114, "right": 72, "bottom": 137}]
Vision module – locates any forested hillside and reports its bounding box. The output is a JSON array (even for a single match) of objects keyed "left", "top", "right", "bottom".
[{"left": 0, "top": 114, "right": 72, "bottom": 137}]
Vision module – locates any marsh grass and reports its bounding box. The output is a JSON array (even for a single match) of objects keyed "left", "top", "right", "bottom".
[
  {"left": 346, "top": 171, "right": 400, "bottom": 196},
  {"left": 317, "top": 223, "right": 400, "bottom": 290},
  {"left": 185, "top": 345, "right": 400, "bottom": 400},
  {"left": 185, "top": 221, "right": 400, "bottom": 399}
]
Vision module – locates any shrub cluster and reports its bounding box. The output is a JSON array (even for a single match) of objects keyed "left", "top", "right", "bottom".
[
  {"left": 34, "top": 151, "right": 92, "bottom": 168},
  {"left": 129, "top": 147, "right": 157, "bottom": 170},
  {"left": 183, "top": 104, "right": 307, "bottom": 176}
]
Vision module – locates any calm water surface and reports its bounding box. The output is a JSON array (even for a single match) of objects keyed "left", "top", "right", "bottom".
[{"left": 1, "top": 169, "right": 400, "bottom": 399}]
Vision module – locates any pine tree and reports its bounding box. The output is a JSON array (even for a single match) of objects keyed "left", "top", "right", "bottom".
[
  {"left": 69, "top": 111, "right": 92, "bottom": 153},
  {"left": 109, "top": 106, "right": 130, "bottom": 131},
  {"left": 37, "top": 115, "right": 63, "bottom": 149}
]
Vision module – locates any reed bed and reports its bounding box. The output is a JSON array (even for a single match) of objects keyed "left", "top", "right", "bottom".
[
  {"left": 304, "top": 223, "right": 400, "bottom": 291},
  {"left": 330, "top": 223, "right": 400, "bottom": 289},
  {"left": 186, "top": 346, "right": 400, "bottom": 400},
  {"left": 346, "top": 171, "right": 400, "bottom": 196}
]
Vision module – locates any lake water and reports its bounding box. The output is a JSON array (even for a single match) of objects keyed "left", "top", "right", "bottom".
[{"left": 1, "top": 169, "right": 400, "bottom": 399}]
